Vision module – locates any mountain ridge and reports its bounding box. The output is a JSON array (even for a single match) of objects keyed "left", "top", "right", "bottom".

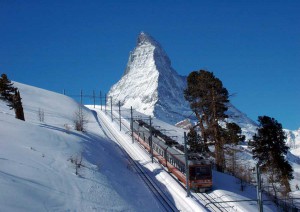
[{"left": 108, "top": 32, "right": 260, "bottom": 138}]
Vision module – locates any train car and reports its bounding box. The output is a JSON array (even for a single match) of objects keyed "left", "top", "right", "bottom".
[{"left": 132, "top": 120, "right": 212, "bottom": 192}]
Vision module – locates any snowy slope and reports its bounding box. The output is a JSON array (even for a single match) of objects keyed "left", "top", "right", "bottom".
[
  {"left": 90, "top": 105, "right": 278, "bottom": 211},
  {"left": 0, "top": 82, "right": 162, "bottom": 211},
  {"left": 108, "top": 32, "right": 257, "bottom": 138},
  {"left": 1, "top": 81, "right": 296, "bottom": 211},
  {"left": 286, "top": 128, "right": 300, "bottom": 148}
]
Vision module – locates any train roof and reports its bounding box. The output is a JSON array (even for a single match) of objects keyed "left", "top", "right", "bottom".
[{"left": 133, "top": 121, "right": 211, "bottom": 166}]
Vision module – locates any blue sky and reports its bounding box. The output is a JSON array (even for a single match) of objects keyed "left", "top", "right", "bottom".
[{"left": 0, "top": 0, "right": 299, "bottom": 130}]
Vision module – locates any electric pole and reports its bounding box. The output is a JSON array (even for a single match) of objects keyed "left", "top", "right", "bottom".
[
  {"left": 118, "top": 101, "right": 121, "bottom": 131},
  {"left": 131, "top": 106, "right": 134, "bottom": 143},
  {"left": 93, "top": 90, "right": 95, "bottom": 108},
  {"left": 104, "top": 94, "right": 106, "bottom": 112},
  {"left": 80, "top": 89, "right": 83, "bottom": 105},
  {"left": 184, "top": 132, "right": 190, "bottom": 197},
  {"left": 100, "top": 91, "right": 102, "bottom": 110},
  {"left": 256, "top": 163, "right": 263, "bottom": 212},
  {"left": 110, "top": 96, "right": 113, "bottom": 121},
  {"left": 149, "top": 116, "right": 153, "bottom": 163}
]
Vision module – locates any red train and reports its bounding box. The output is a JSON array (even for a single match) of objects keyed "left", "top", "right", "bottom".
[{"left": 132, "top": 120, "right": 212, "bottom": 192}]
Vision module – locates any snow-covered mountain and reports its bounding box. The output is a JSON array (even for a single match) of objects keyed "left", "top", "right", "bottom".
[
  {"left": 108, "top": 32, "right": 190, "bottom": 123},
  {"left": 108, "top": 32, "right": 257, "bottom": 138},
  {"left": 285, "top": 128, "right": 300, "bottom": 148}
]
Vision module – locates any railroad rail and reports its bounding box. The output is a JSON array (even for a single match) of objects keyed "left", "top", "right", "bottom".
[
  {"left": 195, "top": 192, "right": 235, "bottom": 212},
  {"left": 97, "top": 108, "right": 236, "bottom": 212},
  {"left": 96, "top": 109, "right": 179, "bottom": 212}
]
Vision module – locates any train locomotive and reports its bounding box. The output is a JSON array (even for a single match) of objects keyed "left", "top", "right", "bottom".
[{"left": 132, "top": 120, "right": 212, "bottom": 192}]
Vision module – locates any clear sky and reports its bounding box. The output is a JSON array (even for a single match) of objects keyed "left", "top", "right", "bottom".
[{"left": 0, "top": 0, "right": 299, "bottom": 130}]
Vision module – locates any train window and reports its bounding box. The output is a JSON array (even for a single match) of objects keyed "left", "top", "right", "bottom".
[
  {"left": 189, "top": 166, "right": 211, "bottom": 180},
  {"left": 170, "top": 158, "right": 174, "bottom": 165}
]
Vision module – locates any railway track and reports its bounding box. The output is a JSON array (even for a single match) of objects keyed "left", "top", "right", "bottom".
[
  {"left": 97, "top": 108, "right": 237, "bottom": 212},
  {"left": 195, "top": 192, "right": 235, "bottom": 212},
  {"left": 95, "top": 109, "right": 179, "bottom": 212}
]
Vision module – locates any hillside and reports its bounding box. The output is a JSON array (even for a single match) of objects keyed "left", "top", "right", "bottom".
[
  {"left": 0, "top": 82, "right": 162, "bottom": 211},
  {"left": 1, "top": 81, "right": 299, "bottom": 211}
]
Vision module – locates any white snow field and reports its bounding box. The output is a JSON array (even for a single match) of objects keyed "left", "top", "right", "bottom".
[
  {"left": 0, "top": 82, "right": 163, "bottom": 211},
  {"left": 88, "top": 105, "right": 281, "bottom": 212},
  {"left": 1, "top": 81, "right": 299, "bottom": 211}
]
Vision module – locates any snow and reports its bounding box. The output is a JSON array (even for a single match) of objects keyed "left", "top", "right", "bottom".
[
  {"left": 1, "top": 81, "right": 298, "bottom": 211},
  {"left": 0, "top": 82, "right": 162, "bottom": 211},
  {"left": 107, "top": 32, "right": 258, "bottom": 140},
  {"left": 88, "top": 105, "right": 279, "bottom": 211}
]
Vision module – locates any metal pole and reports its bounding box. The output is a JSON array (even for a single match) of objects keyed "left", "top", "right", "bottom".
[
  {"left": 110, "top": 96, "right": 113, "bottom": 121},
  {"left": 256, "top": 163, "right": 263, "bottom": 212},
  {"left": 93, "top": 90, "right": 95, "bottom": 108},
  {"left": 149, "top": 116, "right": 153, "bottom": 163},
  {"left": 100, "top": 91, "right": 102, "bottom": 111},
  {"left": 259, "top": 167, "right": 263, "bottom": 212},
  {"left": 131, "top": 106, "right": 134, "bottom": 143},
  {"left": 165, "top": 147, "right": 168, "bottom": 169},
  {"left": 80, "top": 89, "right": 83, "bottom": 105},
  {"left": 118, "top": 101, "right": 121, "bottom": 131},
  {"left": 184, "top": 132, "right": 190, "bottom": 197},
  {"left": 105, "top": 94, "right": 106, "bottom": 112}
]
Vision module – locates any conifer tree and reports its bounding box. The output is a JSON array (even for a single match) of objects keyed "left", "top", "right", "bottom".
[
  {"left": 224, "top": 122, "right": 245, "bottom": 145},
  {"left": 184, "top": 70, "right": 229, "bottom": 171},
  {"left": 187, "top": 128, "right": 205, "bottom": 153},
  {"left": 249, "top": 116, "right": 293, "bottom": 196},
  {"left": 12, "top": 90, "right": 25, "bottom": 121},
  {"left": 0, "top": 73, "right": 15, "bottom": 101},
  {"left": 0, "top": 73, "right": 25, "bottom": 121}
]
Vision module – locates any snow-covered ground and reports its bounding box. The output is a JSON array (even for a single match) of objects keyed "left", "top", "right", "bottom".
[
  {"left": 0, "top": 82, "right": 163, "bottom": 211},
  {"left": 91, "top": 105, "right": 281, "bottom": 211},
  {"left": 1, "top": 81, "right": 299, "bottom": 211}
]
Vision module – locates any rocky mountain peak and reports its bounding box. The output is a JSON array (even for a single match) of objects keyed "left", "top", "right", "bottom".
[
  {"left": 108, "top": 33, "right": 257, "bottom": 139},
  {"left": 137, "top": 31, "right": 158, "bottom": 46}
]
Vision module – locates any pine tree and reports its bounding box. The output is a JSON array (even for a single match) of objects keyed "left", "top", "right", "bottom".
[
  {"left": 187, "top": 128, "right": 205, "bottom": 153},
  {"left": 0, "top": 73, "right": 25, "bottom": 121},
  {"left": 184, "top": 70, "right": 229, "bottom": 171},
  {"left": 224, "top": 122, "right": 245, "bottom": 145},
  {"left": 13, "top": 90, "right": 25, "bottom": 121},
  {"left": 0, "top": 73, "right": 16, "bottom": 101},
  {"left": 249, "top": 116, "right": 293, "bottom": 196}
]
